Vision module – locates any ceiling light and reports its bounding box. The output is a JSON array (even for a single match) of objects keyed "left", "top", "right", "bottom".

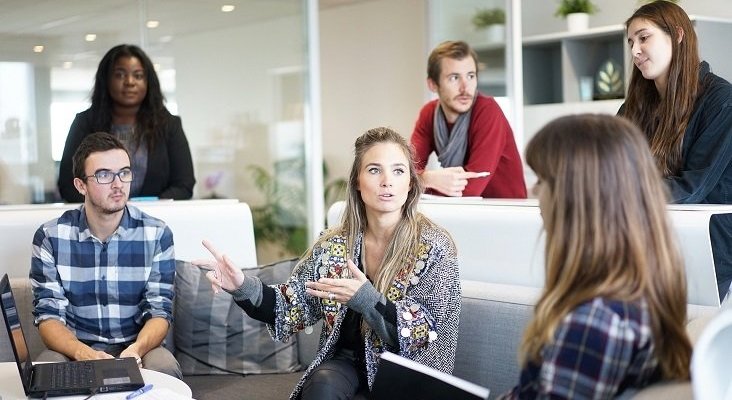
[
  {"left": 159, "top": 35, "right": 173, "bottom": 43},
  {"left": 33, "top": 45, "right": 44, "bottom": 53},
  {"left": 221, "top": 5, "right": 235, "bottom": 12},
  {"left": 63, "top": 61, "right": 73, "bottom": 69},
  {"left": 154, "top": 63, "right": 161, "bottom": 71},
  {"left": 85, "top": 34, "right": 96, "bottom": 42},
  {"left": 146, "top": 20, "right": 159, "bottom": 28}
]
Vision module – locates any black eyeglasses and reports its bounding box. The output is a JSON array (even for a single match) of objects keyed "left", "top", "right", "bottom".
[{"left": 83, "top": 168, "right": 134, "bottom": 184}]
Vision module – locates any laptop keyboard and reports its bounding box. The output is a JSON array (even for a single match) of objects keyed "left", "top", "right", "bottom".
[{"left": 50, "top": 362, "right": 95, "bottom": 388}]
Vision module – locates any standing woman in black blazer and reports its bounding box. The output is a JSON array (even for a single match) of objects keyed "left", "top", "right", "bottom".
[{"left": 58, "top": 44, "right": 195, "bottom": 202}]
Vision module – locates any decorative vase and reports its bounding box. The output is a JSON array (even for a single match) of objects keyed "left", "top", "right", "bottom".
[
  {"left": 485, "top": 24, "right": 505, "bottom": 43},
  {"left": 566, "top": 12, "right": 589, "bottom": 32}
]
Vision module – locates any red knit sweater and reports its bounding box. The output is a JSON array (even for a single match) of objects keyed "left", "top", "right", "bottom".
[{"left": 410, "top": 94, "right": 527, "bottom": 198}]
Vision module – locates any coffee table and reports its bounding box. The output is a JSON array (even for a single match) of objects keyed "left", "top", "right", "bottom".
[{"left": 0, "top": 362, "right": 192, "bottom": 399}]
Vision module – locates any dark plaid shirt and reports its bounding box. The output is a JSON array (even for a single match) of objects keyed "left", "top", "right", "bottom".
[
  {"left": 502, "top": 298, "right": 661, "bottom": 399},
  {"left": 30, "top": 205, "right": 174, "bottom": 347}
]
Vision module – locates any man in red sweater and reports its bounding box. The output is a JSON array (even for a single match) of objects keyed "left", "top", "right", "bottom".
[{"left": 411, "top": 41, "right": 526, "bottom": 198}]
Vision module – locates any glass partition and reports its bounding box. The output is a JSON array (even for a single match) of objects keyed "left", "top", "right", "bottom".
[
  {"left": 427, "top": 0, "right": 519, "bottom": 130},
  {"left": 0, "top": 0, "right": 315, "bottom": 262}
]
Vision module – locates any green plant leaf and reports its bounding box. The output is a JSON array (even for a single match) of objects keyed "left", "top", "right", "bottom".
[
  {"left": 555, "top": 0, "right": 598, "bottom": 18},
  {"left": 248, "top": 158, "right": 347, "bottom": 257},
  {"left": 472, "top": 7, "right": 506, "bottom": 29}
]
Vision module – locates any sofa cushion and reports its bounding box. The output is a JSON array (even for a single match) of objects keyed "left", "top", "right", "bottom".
[
  {"left": 454, "top": 281, "right": 538, "bottom": 396},
  {"left": 174, "top": 259, "right": 301, "bottom": 375}
]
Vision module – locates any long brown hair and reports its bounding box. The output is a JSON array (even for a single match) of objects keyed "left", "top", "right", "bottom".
[
  {"left": 522, "top": 114, "right": 691, "bottom": 380},
  {"left": 623, "top": 1, "right": 700, "bottom": 176},
  {"left": 301, "top": 127, "right": 428, "bottom": 294}
]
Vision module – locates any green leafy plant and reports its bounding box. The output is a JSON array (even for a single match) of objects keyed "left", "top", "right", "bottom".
[
  {"left": 471, "top": 8, "right": 506, "bottom": 30},
  {"left": 555, "top": 0, "right": 598, "bottom": 18},
  {"left": 248, "top": 158, "right": 346, "bottom": 257}
]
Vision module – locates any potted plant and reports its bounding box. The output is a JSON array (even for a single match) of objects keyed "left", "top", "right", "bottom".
[
  {"left": 248, "top": 158, "right": 346, "bottom": 262},
  {"left": 471, "top": 8, "right": 506, "bottom": 43},
  {"left": 555, "top": 0, "right": 598, "bottom": 32}
]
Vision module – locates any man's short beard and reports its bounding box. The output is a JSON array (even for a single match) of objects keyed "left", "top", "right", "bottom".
[{"left": 101, "top": 204, "right": 126, "bottom": 214}]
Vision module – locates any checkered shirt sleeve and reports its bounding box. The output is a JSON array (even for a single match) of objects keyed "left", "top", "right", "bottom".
[{"left": 502, "top": 298, "right": 659, "bottom": 399}]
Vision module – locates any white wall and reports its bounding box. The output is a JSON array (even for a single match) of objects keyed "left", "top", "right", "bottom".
[
  {"left": 319, "top": 0, "right": 427, "bottom": 179},
  {"left": 172, "top": 15, "right": 306, "bottom": 201}
]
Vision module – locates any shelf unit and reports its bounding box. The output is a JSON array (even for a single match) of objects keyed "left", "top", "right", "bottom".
[
  {"left": 519, "top": 17, "right": 732, "bottom": 187},
  {"left": 522, "top": 24, "right": 627, "bottom": 105},
  {"left": 473, "top": 41, "right": 507, "bottom": 97},
  {"left": 521, "top": 17, "right": 732, "bottom": 107}
]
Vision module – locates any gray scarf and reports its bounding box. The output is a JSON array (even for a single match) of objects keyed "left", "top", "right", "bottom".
[{"left": 433, "top": 102, "right": 473, "bottom": 168}]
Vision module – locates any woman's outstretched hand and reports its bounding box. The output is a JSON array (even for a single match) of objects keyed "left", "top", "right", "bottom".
[
  {"left": 305, "top": 259, "right": 368, "bottom": 303},
  {"left": 192, "top": 239, "right": 246, "bottom": 293}
]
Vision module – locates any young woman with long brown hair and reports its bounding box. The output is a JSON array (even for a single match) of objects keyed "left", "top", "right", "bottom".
[
  {"left": 501, "top": 114, "right": 692, "bottom": 399},
  {"left": 619, "top": 0, "right": 732, "bottom": 300}
]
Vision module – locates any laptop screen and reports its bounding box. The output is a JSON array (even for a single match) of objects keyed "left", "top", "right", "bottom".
[{"left": 0, "top": 274, "right": 33, "bottom": 389}]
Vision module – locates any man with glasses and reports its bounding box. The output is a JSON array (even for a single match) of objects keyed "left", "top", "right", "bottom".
[{"left": 30, "top": 133, "right": 181, "bottom": 378}]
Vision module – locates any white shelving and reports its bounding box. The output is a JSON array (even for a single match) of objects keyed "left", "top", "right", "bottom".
[
  {"left": 474, "top": 42, "right": 507, "bottom": 97},
  {"left": 520, "top": 16, "right": 732, "bottom": 156},
  {"left": 523, "top": 24, "right": 627, "bottom": 105},
  {"left": 522, "top": 17, "right": 732, "bottom": 107}
]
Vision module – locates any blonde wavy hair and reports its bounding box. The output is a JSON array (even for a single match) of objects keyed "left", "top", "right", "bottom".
[
  {"left": 522, "top": 114, "right": 691, "bottom": 379},
  {"left": 301, "top": 127, "right": 427, "bottom": 294}
]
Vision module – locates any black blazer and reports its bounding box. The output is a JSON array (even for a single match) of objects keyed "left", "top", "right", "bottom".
[{"left": 57, "top": 109, "right": 196, "bottom": 202}]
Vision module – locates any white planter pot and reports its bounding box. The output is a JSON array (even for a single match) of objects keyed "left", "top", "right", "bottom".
[
  {"left": 485, "top": 24, "right": 505, "bottom": 43},
  {"left": 566, "top": 12, "right": 589, "bottom": 32}
]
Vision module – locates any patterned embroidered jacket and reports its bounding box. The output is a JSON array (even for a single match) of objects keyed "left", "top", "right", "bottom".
[{"left": 266, "top": 220, "right": 461, "bottom": 399}]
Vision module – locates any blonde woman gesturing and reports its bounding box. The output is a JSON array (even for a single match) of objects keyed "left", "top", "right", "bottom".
[{"left": 195, "top": 127, "right": 460, "bottom": 400}]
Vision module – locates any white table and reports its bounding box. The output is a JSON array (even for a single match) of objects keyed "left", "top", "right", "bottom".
[{"left": 0, "top": 362, "right": 192, "bottom": 399}]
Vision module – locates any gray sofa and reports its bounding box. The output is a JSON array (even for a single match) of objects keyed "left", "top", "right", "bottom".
[
  {"left": 0, "top": 201, "right": 709, "bottom": 399},
  {"left": 0, "top": 277, "right": 531, "bottom": 399},
  {"left": 1, "top": 277, "right": 697, "bottom": 400}
]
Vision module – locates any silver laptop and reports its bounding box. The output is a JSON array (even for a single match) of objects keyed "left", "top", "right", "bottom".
[{"left": 0, "top": 274, "right": 144, "bottom": 398}]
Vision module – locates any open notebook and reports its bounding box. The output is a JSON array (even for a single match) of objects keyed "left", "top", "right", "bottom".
[{"left": 371, "top": 351, "right": 490, "bottom": 400}]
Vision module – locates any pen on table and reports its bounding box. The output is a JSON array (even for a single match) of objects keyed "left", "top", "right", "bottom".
[{"left": 126, "top": 384, "right": 153, "bottom": 400}]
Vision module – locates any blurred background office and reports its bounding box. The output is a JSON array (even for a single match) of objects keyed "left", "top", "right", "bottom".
[{"left": 1, "top": 0, "right": 730, "bottom": 261}]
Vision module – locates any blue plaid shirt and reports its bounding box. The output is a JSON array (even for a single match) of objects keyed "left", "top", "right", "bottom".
[
  {"left": 501, "top": 298, "right": 661, "bottom": 399},
  {"left": 30, "top": 205, "right": 175, "bottom": 347}
]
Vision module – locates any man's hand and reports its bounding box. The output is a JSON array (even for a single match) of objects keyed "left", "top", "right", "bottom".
[
  {"left": 120, "top": 344, "right": 143, "bottom": 368},
  {"left": 421, "top": 167, "right": 490, "bottom": 197},
  {"left": 39, "top": 319, "right": 114, "bottom": 361},
  {"left": 74, "top": 347, "right": 114, "bottom": 361}
]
